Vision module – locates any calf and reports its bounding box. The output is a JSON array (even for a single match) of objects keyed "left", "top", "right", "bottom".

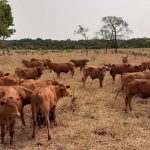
[
  {"left": 82, "top": 66, "right": 106, "bottom": 87},
  {"left": 70, "top": 59, "right": 89, "bottom": 71},
  {"left": 31, "top": 84, "right": 70, "bottom": 140},
  {"left": 0, "top": 86, "right": 32, "bottom": 126},
  {"left": 30, "top": 58, "right": 52, "bottom": 68},
  {"left": 115, "top": 72, "right": 150, "bottom": 104},
  {"left": 0, "top": 97, "right": 20, "bottom": 145},
  {"left": 109, "top": 63, "right": 142, "bottom": 83},
  {"left": 20, "top": 79, "right": 62, "bottom": 91},
  {"left": 0, "top": 75, "right": 21, "bottom": 86},
  {"left": 124, "top": 79, "right": 150, "bottom": 112},
  {"left": 122, "top": 55, "right": 128, "bottom": 64},
  {"left": 22, "top": 59, "right": 44, "bottom": 68},
  {"left": 15, "top": 67, "right": 43, "bottom": 80},
  {"left": 48, "top": 62, "right": 75, "bottom": 78}
]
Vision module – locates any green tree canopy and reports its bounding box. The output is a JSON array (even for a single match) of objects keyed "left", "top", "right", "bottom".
[
  {"left": 0, "top": 0, "right": 15, "bottom": 40},
  {"left": 97, "top": 16, "right": 132, "bottom": 53}
]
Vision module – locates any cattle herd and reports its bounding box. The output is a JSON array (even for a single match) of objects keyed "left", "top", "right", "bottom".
[{"left": 0, "top": 55, "right": 150, "bottom": 146}]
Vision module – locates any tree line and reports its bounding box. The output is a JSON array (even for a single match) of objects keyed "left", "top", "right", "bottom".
[
  {"left": 0, "top": 38, "right": 149, "bottom": 50},
  {"left": 0, "top": 0, "right": 150, "bottom": 52}
]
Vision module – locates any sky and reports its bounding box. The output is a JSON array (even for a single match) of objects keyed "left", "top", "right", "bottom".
[{"left": 7, "top": 0, "right": 150, "bottom": 40}]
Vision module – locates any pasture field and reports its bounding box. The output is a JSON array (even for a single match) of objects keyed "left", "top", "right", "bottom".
[{"left": 0, "top": 49, "right": 150, "bottom": 150}]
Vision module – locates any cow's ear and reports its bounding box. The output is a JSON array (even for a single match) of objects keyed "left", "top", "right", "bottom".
[
  {"left": 66, "top": 85, "right": 70, "bottom": 89},
  {"left": 135, "top": 66, "right": 138, "bottom": 68}
]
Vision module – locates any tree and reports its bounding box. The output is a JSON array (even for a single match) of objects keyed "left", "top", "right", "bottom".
[
  {"left": 0, "top": 0, "right": 15, "bottom": 41},
  {"left": 96, "top": 28, "right": 111, "bottom": 53},
  {"left": 99, "top": 16, "right": 132, "bottom": 53},
  {"left": 74, "top": 25, "right": 89, "bottom": 55}
]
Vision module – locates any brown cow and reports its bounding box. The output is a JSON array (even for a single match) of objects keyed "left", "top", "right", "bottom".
[
  {"left": 109, "top": 63, "right": 142, "bottom": 83},
  {"left": 0, "top": 75, "right": 21, "bottom": 86},
  {"left": 122, "top": 55, "right": 128, "bottom": 64},
  {"left": 15, "top": 67, "right": 43, "bottom": 80},
  {"left": 124, "top": 79, "right": 150, "bottom": 112},
  {"left": 82, "top": 66, "right": 107, "bottom": 87},
  {"left": 141, "top": 61, "right": 150, "bottom": 70},
  {"left": 20, "top": 79, "right": 36, "bottom": 90},
  {"left": 31, "top": 84, "right": 70, "bottom": 140},
  {"left": 48, "top": 62, "right": 75, "bottom": 78},
  {"left": 115, "top": 72, "right": 150, "bottom": 105},
  {"left": 20, "top": 79, "right": 61, "bottom": 91},
  {"left": 0, "top": 86, "right": 32, "bottom": 125},
  {"left": 0, "top": 97, "right": 20, "bottom": 145},
  {"left": 30, "top": 58, "right": 52, "bottom": 68},
  {"left": 22, "top": 59, "right": 44, "bottom": 68},
  {"left": 70, "top": 59, "right": 89, "bottom": 71}
]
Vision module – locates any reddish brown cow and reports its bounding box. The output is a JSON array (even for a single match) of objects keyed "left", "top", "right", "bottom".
[
  {"left": 22, "top": 59, "right": 44, "bottom": 68},
  {"left": 82, "top": 66, "right": 106, "bottom": 87},
  {"left": 70, "top": 59, "right": 89, "bottom": 71},
  {"left": 20, "top": 79, "right": 61, "bottom": 91},
  {"left": 48, "top": 62, "right": 75, "bottom": 78},
  {"left": 124, "top": 79, "right": 150, "bottom": 112},
  {"left": 31, "top": 84, "right": 70, "bottom": 140},
  {"left": 0, "top": 88, "right": 20, "bottom": 144},
  {"left": 0, "top": 86, "right": 32, "bottom": 126},
  {"left": 15, "top": 67, "right": 43, "bottom": 80},
  {"left": 30, "top": 58, "right": 52, "bottom": 68},
  {"left": 122, "top": 55, "right": 128, "bottom": 64},
  {"left": 20, "top": 79, "right": 36, "bottom": 90},
  {"left": 141, "top": 61, "right": 150, "bottom": 70},
  {"left": 115, "top": 72, "right": 150, "bottom": 104},
  {"left": 109, "top": 63, "right": 142, "bottom": 83},
  {"left": 0, "top": 75, "right": 21, "bottom": 86}
]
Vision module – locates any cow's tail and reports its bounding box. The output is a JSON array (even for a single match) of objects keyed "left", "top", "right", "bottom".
[
  {"left": 114, "top": 87, "right": 122, "bottom": 106},
  {"left": 31, "top": 92, "right": 38, "bottom": 124},
  {"left": 81, "top": 68, "right": 86, "bottom": 82}
]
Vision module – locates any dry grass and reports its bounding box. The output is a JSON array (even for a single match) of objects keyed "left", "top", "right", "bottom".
[{"left": 0, "top": 49, "right": 150, "bottom": 150}]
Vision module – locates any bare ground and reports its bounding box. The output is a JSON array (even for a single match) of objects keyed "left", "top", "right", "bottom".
[{"left": 0, "top": 49, "right": 150, "bottom": 150}]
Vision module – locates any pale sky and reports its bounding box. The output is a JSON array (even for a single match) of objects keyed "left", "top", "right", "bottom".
[{"left": 8, "top": 0, "right": 150, "bottom": 40}]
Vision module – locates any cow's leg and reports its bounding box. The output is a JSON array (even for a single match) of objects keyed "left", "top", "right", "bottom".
[
  {"left": 57, "top": 73, "right": 60, "bottom": 78},
  {"left": 1, "top": 124, "right": 5, "bottom": 144},
  {"left": 37, "top": 111, "right": 42, "bottom": 128},
  {"left": 20, "top": 108, "right": 26, "bottom": 126},
  {"left": 71, "top": 70, "right": 74, "bottom": 78},
  {"left": 44, "top": 112, "right": 51, "bottom": 140},
  {"left": 112, "top": 75, "right": 115, "bottom": 84},
  {"left": 99, "top": 78, "right": 103, "bottom": 88},
  {"left": 31, "top": 105, "right": 37, "bottom": 138},
  {"left": 125, "top": 96, "right": 132, "bottom": 113},
  {"left": 128, "top": 96, "right": 132, "bottom": 111},
  {"left": 82, "top": 75, "right": 87, "bottom": 86},
  {"left": 53, "top": 106, "right": 57, "bottom": 127},
  {"left": 80, "top": 67, "right": 83, "bottom": 72},
  {"left": 9, "top": 120, "right": 15, "bottom": 145}
]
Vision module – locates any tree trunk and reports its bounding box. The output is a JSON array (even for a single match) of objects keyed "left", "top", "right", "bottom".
[
  {"left": 115, "top": 41, "right": 118, "bottom": 53},
  {"left": 85, "top": 37, "right": 88, "bottom": 56},
  {"left": 105, "top": 40, "right": 108, "bottom": 53}
]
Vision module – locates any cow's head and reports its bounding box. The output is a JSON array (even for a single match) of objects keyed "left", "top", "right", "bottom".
[
  {"left": 37, "top": 66, "right": 44, "bottom": 76},
  {"left": 98, "top": 66, "right": 107, "bottom": 76},
  {"left": 55, "top": 84, "right": 70, "bottom": 99},
  {"left": 0, "top": 97, "right": 20, "bottom": 119}
]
